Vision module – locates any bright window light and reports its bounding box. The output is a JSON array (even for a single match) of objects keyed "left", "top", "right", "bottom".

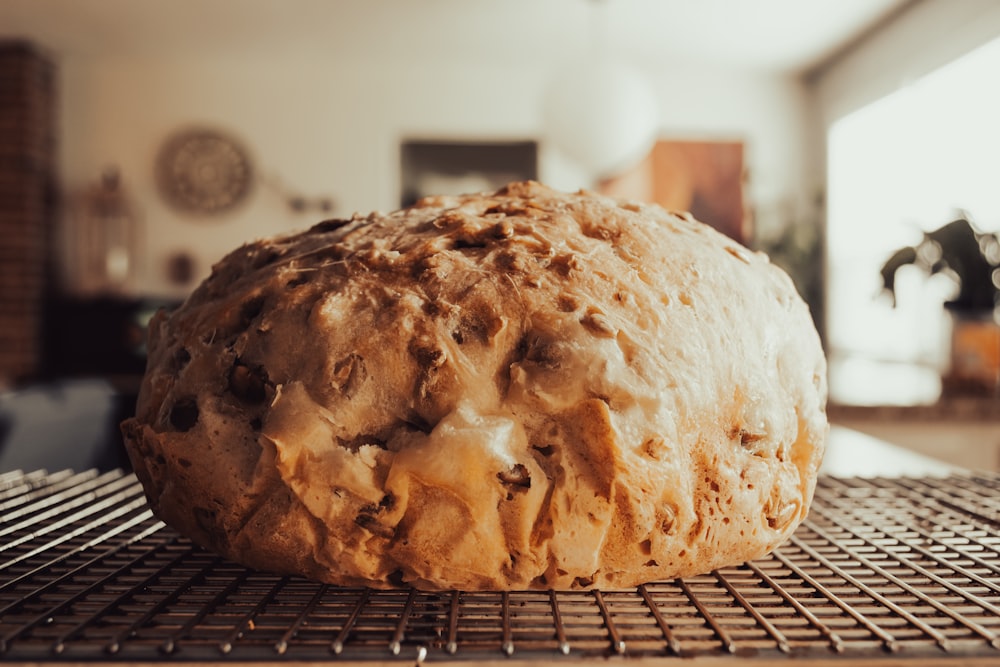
[{"left": 827, "top": 37, "right": 1000, "bottom": 406}]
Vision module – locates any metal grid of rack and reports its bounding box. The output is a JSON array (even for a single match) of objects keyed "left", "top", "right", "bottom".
[{"left": 2, "top": 467, "right": 1000, "bottom": 663}]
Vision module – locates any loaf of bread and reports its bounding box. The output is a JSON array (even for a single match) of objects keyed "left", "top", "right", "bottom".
[{"left": 121, "top": 181, "right": 827, "bottom": 590}]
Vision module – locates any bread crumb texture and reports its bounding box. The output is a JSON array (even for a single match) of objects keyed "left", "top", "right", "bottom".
[{"left": 121, "top": 181, "right": 828, "bottom": 590}]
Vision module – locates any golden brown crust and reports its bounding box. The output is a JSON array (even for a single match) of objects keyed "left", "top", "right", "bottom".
[{"left": 121, "top": 181, "right": 828, "bottom": 590}]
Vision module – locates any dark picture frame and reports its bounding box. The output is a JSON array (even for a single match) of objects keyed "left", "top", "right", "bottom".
[{"left": 400, "top": 140, "right": 538, "bottom": 207}]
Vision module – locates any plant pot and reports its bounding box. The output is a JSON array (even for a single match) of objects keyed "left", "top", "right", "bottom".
[{"left": 943, "top": 308, "right": 1000, "bottom": 396}]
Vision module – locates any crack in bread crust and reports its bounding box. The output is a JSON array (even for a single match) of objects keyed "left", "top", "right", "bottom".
[{"left": 121, "top": 181, "right": 828, "bottom": 590}]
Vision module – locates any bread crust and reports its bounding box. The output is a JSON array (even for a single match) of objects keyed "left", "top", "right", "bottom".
[{"left": 121, "top": 181, "right": 827, "bottom": 590}]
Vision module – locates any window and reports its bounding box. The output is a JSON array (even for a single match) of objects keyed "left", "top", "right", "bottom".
[{"left": 826, "top": 37, "right": 1000, "bottom": 405}]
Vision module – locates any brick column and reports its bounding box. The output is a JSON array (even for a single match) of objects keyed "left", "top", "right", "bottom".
[{"left": 0, "top": 41, "right": 56, "bottom": 385}]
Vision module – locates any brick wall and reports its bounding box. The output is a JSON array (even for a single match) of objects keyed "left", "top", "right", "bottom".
[{"left": 0, "top": 42, "right": 56, "bottom": 385}]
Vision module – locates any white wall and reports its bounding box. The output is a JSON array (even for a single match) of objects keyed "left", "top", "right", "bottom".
[{"left": 57, "top": 49, "right": 811, "bottom": 298}]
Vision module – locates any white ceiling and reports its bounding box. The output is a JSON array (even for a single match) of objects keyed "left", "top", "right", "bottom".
[{"left": 1, "top": 0, "right": 912, "bottom": 73}]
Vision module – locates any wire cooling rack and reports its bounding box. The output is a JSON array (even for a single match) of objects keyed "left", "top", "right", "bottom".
[{"left": 2, "top": 467, "right": 1000, "bottom": 664}]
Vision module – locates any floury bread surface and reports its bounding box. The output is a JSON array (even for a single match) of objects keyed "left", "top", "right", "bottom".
[{"left": 121, "top": 181, "right": 828, "bottom": 590}]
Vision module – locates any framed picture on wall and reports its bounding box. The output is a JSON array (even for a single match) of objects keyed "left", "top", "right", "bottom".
[
  {"left": 400, "top": 140, "right": 538, "bottom": 207},
  {"left": 598, "top": 139, "right": 748, "bottom": 245}
]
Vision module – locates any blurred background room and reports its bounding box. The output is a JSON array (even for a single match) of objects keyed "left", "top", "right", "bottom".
[{"left": 0, "top": 0, "right": 998, "bottom": 474}]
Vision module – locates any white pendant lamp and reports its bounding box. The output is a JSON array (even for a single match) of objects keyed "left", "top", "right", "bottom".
[{"left": 542, "top": 0, "right": 659, "bottom": 179}]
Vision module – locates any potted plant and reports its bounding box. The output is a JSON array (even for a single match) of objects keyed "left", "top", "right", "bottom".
[{"left": 881, "top": 217, "right": 1000, "bottom": 396}]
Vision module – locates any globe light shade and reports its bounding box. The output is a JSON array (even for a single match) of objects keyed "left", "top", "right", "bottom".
[{"left": 542, "top": 59, "right": 660, "bottom": 179}]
